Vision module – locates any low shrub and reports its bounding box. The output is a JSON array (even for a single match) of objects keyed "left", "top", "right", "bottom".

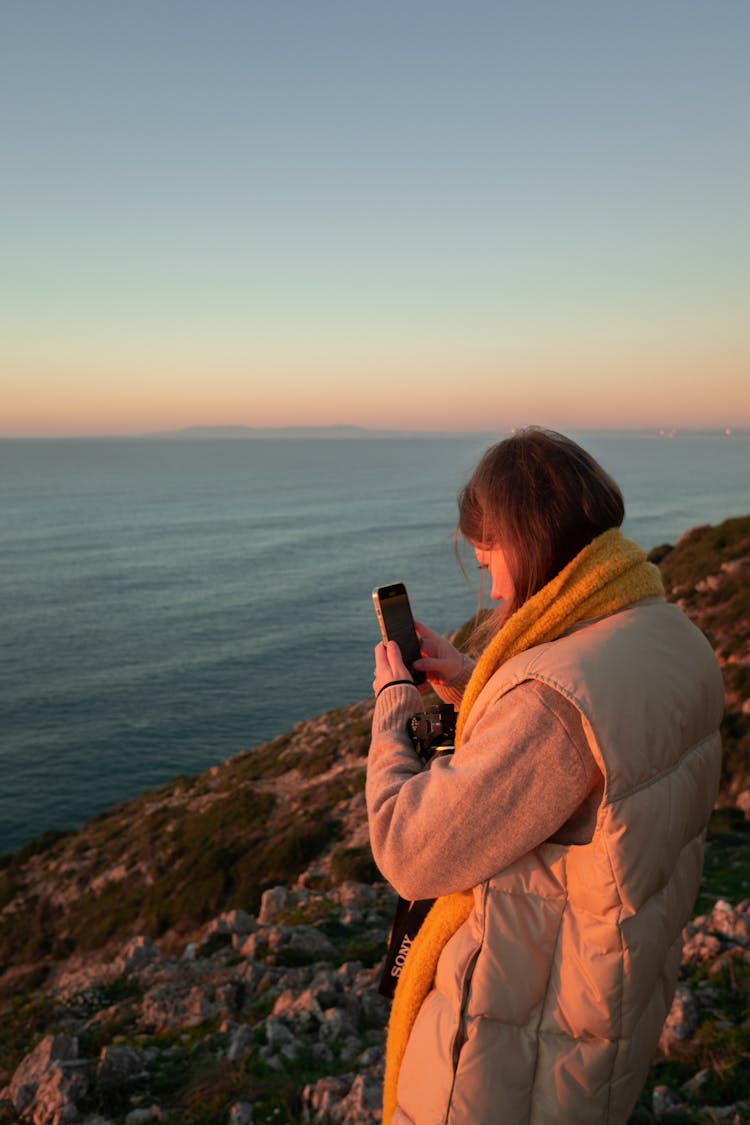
[
  {"left": 251, "top": 817, "right": 338, "bottom": 884},
  {"left": 330, "top": 844, "right": 379, "bottom": 885}
]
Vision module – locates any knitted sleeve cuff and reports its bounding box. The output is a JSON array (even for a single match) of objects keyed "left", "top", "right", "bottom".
[
  {"left": 372, "top": 682, "right": 422, "bottom": 735},
  {"left": 431, "top": 653, "right": 475, "bottom": 708}
]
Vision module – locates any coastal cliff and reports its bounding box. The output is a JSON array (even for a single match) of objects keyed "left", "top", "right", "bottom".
[{"left": 1, "top": 515, "right": 749, "bottom": 1125}]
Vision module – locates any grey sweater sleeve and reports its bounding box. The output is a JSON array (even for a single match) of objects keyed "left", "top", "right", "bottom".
[{"left": 366, "top": 678, "right": 602, "bottom": 901}]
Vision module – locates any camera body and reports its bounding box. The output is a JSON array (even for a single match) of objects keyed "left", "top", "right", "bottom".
[{"left": 407, "top": 705, "right": 457, "bottom": 764}]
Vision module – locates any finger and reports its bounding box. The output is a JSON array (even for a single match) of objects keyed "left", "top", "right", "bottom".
[
  {"left": 372, "top": 640, "right": 413, "bottom": 695},
  {"left": 413, "top": 656, "right": 446, "bottom": 674},
  {"left": 374, "top": 642, "right": 390, "bottom": 674},
  {"left": 385, "top": 639, "right": 410, "bottom": 677},
  {"left": 412, "top": 656, "right": 451, "bottom": 687},
  {"left": 372, "top": 642, "right": 389, "bottom": 693},
  {"left": 414, "top": 622, "right": 445, "bottom": 658}
]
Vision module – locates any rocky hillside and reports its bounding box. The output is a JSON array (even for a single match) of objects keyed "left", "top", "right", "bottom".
[
  {"left": 654, "top": 515, "right": 750, "bottom": 817},
  {"left": 1, "top": 514, "right": 749, "bottom": 1124}
]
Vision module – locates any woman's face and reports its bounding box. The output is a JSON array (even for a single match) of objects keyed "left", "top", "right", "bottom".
[{"left": 474, "top": 544, "right": 515, "bottom": 604}]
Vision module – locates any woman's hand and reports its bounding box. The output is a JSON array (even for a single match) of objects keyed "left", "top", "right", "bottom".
[
  {"left": 372, "top": 639, "right": 413, "bottom": 697},
  {"left": 412, "top": 621, "right": 465, "bottom": 686}
]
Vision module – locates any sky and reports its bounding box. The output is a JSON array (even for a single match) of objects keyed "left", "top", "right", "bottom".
[{"left": 2, "top": 1, "right": 749, "bottom": 437}]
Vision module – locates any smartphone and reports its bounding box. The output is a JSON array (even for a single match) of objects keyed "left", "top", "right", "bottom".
[{"left": 372, "top": 582, "right": 426, "bottom": 685}]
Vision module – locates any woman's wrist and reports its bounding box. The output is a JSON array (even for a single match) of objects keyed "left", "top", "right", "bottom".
[
  {"left": 448, "top": 653, "right": 475, "bottom": 687},
  {"left": 376, "top": 678, "right": 416, "bottom": 699},
  {"left": 372, "top": 681, "right": 422, "bottom": 735}
]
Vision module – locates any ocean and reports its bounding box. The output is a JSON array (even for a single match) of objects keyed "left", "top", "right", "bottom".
[{"left": 1, "top": 430, "right": 748, "bottom": 855}]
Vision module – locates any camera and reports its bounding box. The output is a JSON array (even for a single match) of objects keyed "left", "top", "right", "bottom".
[{"left": 407, "top": 705, "right": 457, "bottom": 764}]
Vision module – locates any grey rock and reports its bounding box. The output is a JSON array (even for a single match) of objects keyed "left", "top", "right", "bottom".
[
  {"left": 272, "top": 986, "right": 322, "bottom": 1023},
  {"left": 709, "top": 946, "right": 750, "bottom": 976},
  {"left": 302, "top": 1071, "right": 382, "bottom": 1124},
  {"left": 658, "top": 985, "right": 699, "bottom": 1054},
  {"left": 279, "top": 1041, "right": 301, "bottom": 1064},
  {"left": 266, "top": 924, "right": 337, "bottom": 963},
  {"left": 708, "top": 899, "right": 750, "bottom": 946},
  {"left": 338, "top": 1035, "right": 364, "bottom": 1063},
  {"left": 357, "top": 1045, "right": 384, "bottom": 1067},
  {"left": 228, "top": 1102, "right": 254, "bottom": 1125},
  {"left": 258, "top": 886, "right": 297, "bottom": 925},
  {"left": 310, "top": 1042, "right": 335, "bottom": 1067},
  {"left": 339, "top": 1073, "right": 382, "bottom": 1120},
  {"left": 338, "top": 882, "right": 378, "bottom": 910},
  {"left": 652, "top": 1084, "right": 686, "bottom": 1119},
  {"left": 96, "top": 1045, "right": 143, "bottom": 1087},
  {"left": 682, "top": 929, "right": 722, "bottom": 965},
  {"left": 238, "top": 931, "right": 265, "bottom": 960},
  {"left": 208, "top": 909, "right": 257, "bottom": 937},
  {"left": 115, "top": 936, "right": 161, "bottom": 974},
  {"left": 141, "top": 981, "right": 237, "bottom": 1032},
  {"left": 264, "top": 1017, "right": 296, "bottom": 1049},
  {"left": 226, "top": 1024, "right": 255, "bottom": 1063},
  {"left": 9, "top": 1034, "right": 79, "bottom": 1115},
  {"left": 124, "top": 1110, "right": 155, "bottom": 1124},
  {"left": 296, "top": 867, "right": 326, "bottom": 889},
  {"left": 256, "top": 1051, "right": 285, "bottom": 1073},
  {"left": 30, "top": 1059, "right": 90, "bottom": 1125},
  {"left": 359, "top": 987, "right": 390, "bottom": 1029},
  {"left": 302, "top": 1075, "right": 352, "bottom": 1121},
  {"left": 318, "top": 1007, "right": 357, "bottom": 1044},
  {"left": 680, "top": 1066, "right": 713, "bottom": 1098}
]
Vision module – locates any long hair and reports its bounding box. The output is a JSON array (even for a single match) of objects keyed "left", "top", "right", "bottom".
[{"left": 458, "top": 428, "right": 625, "bottom": 637}]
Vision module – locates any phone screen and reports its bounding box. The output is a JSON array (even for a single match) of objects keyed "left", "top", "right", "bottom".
[{"left": 373, "top": 582, "right": 426, "bottom": 684}]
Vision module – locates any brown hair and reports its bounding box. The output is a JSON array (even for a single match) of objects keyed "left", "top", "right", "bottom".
[{"left": 458, "top": 428, "right": 624, "bottom": 626}]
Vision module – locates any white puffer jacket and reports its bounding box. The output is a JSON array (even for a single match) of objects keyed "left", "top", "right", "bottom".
[{"left": 393, "top": 600, "right": 723, "bottom": 1124}]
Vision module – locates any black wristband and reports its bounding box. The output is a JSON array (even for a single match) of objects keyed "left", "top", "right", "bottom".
[{"left": 376, "top": 679, "right": 416, "bottom": 700}]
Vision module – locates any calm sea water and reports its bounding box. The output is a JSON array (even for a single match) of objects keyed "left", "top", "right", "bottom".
[{"left": 1, "top": 431, "right": 748, "bottom": 854}]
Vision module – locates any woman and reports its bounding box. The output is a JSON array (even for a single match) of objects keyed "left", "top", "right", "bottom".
[{"left": 367, "top": 428, "right": 723, "bottom": 1125}]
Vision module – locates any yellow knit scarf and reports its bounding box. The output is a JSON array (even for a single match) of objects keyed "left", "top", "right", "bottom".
[{"left": 382, "top": 528, "right": 664, "bottom": 1123}]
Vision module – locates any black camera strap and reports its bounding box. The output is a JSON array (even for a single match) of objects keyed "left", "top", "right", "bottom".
[
  {"left": 376, "top": 705, "right": 456, "bottom": 1000},
  {"left": 377, "top": 895, "right": 435, "bottom": 999}
]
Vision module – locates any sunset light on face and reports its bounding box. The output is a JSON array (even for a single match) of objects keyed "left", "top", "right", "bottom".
[{"left": 2, "top": 2, "right": 749, "bottom": 437}]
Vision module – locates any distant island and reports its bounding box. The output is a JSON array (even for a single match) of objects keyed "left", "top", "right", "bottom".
[
  {"left": 152, "top": 424, "right": 490, "bottom": 440},
  {"left": 159, "top": 424, "right": 382, "bottom": 439},
  {"left": 151, "top": 425, "right": 749, "bottom": 441}
]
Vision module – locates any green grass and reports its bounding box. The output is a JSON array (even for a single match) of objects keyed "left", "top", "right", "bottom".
[
  {"left": 330, "top": 844, "right": 379, "bottom": 885},
  {"left": 696, "top": 807, "right": 750, "bottom": 913},
  {"left": 642, "top": 954, "right": 750, "bottom": 1116}
]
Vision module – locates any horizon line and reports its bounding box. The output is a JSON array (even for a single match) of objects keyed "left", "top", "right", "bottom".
[{"left": 0, "top": 423, "right": 747, "bottom": 442}]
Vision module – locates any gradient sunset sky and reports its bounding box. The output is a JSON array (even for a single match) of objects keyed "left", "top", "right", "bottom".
[{"left": 2, "top": 1, "right": 749, "bottom": 437}]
